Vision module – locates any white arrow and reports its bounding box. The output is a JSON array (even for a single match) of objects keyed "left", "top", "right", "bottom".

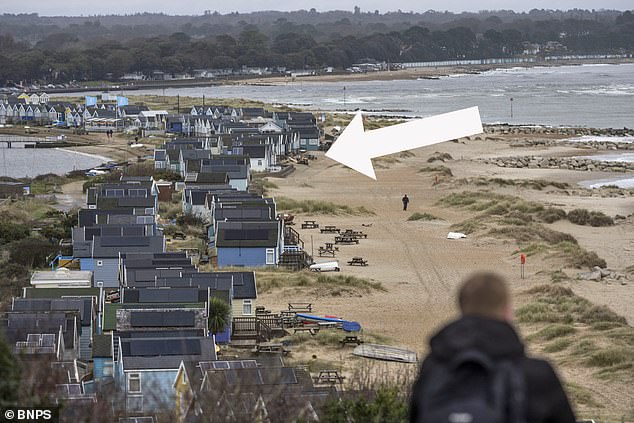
[{"left": 325, "top": 107, "right": 483, "bottom": 179}]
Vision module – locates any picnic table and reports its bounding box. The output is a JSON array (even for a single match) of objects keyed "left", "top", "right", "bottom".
[
  {"left": 340, "top": 335, "right": 364, "bottom": 346},
  {"left": 301, "top": 220, "right": 319, "bottom": 229},
  {"left": 293, "top": 326, "right": 320, "bottom": 336},
  {"left": 342, "top": 229, "right": 368, "bottom": 239},
  {"left": 348, "top": 257, "right": 368, "bottom": 266},
  {"left": 335, "top": 235, "right": 359, "bottom": 245},
  {"left": 320, "top": 225, "right": 340, "bottom": 234},
  {"left": 252, "top": 343, "right": 289, "bottom": 355},
  {"left": 318, "top": 247, "right": 336, "bottom": 257},
  {"left": 314, "top": 370, "right": 345, "bottom": 384},
  {"left": 288, "top": 303, "right": 313, "bottom": 313}
]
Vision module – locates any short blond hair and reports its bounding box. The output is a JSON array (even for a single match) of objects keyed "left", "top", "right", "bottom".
[{"left": 458, "top": 272, "right": 509, "bottom": 318}]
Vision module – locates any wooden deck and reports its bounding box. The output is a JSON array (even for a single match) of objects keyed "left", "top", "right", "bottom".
[{"left": 352, "top": 343, "right": 418, "bottom": 363}]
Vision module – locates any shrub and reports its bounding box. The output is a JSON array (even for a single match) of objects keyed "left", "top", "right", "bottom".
[
  {"left": 531, "top": 324, "right": 576, "bottom": 341},
  {"left": 567, "top": 208, "right": 590, "bottom": 225},
  {"left": 0, "top": 223, "right": 30, "bottom": 245},
  {"left": 538, "top": 207, "right": 567, "bottom": 223},
  {"left": 588, "top": 211, "right": 614, "bottom": 227},
  {"left": 176, "top": 214, "right": 204, "bottom": 226},
  {"left": 8, "top": 237, "right": 58, "bottom": 268}
]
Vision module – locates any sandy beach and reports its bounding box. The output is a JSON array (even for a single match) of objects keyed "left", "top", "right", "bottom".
[{"left": 258, "top": 131, "right": 633, "bottom": 419}]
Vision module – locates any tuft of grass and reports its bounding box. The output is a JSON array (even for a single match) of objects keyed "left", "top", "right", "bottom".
[
  {"left": 544, "top": 338, "right": 572, "bottom": 353},
  {"left": 586, "top": 348, "right": 633, "bottom": 368},
  {"left": 538, "top": 207, "right": 567, "bottom": 223},
  {"left": 427, "top": 152, "right": 453, "bottom": 163},
  {"left": 565, "top": 382, "right": 601, "bottom": 408},
  {"left": 262, "top": 179, "right": 279, "bottom": 189},
  {"left": 419, "top": 165, "right": 453, "bottom": 177},
  {"left": 568, "top": 209, "right": 614, "bottom": 227},
  {"left": 528, "top": 324, "right": 576, "bottom": 341},
  {"left": 407, "top": 212, "right": 440, "bottom": 221},
  {"left": 276, "top": 197, "right": 374, "bottom": 215},
  {"left": 554, "top": 241, "right": 607, "bottom": 269},
  {"left": 550, "top": 270, "right": 569, "bottom": 283},
  {"left": 449, "top": 218, "right": 483, "bottom": 234}
]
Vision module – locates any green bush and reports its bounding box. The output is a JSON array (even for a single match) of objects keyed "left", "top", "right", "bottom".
[
  {"left": 0, "top": 222, "right": 30, "bottom": 245},
  {"left": 8, "top": 237, "right": 58, "bottom": 268},
  {"left": 586, "top": 348, "right": 632, "bottom": 367}
]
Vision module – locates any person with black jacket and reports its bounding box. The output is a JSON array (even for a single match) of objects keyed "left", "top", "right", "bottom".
[{"left": 410, "top": 272, "right": 576, "bottom": 423}]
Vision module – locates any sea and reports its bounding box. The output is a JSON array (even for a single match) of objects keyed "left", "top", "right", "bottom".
[
  {"left": 0, "top": 147, "right": 110, "bottom": 178},
  {"left": 16, "top": 63, "right": 634, "bottom": 180}
]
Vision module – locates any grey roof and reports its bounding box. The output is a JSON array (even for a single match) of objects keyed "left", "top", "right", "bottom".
[
  {"left": 154, "top": 150, "right": 167, "bottom": 161},
  {"left": 241, "top": 145, "right": 266, "bottom": 159},
  {"left": 125, "top": 268, "right": 196, "bottom": 288},
  {"left": 92, "top": 235, "right": 164, "bottom": 258},
  {"left": 122, "top": 288, "right": 208, "bottom": 304},
  {"left": 129, "top": 310, "right": 196, "bottom": 328},
  {"left": 92, "top": 334, "right": 112, "bottom": 358},
  {"left": 121, "top": 337, "right": 216, "bottom": 370},
  {"left": 195, "top": 172, "right": 230, "bottom": 184},
  {"left": 200, "top": 164, "right": 248, "bottom": 180},
  {"left": 3, "top": 311, "right": 77, "bottom": 349},
  {"left": 215, "top": 206, "right": 274, "bottom": 222},
  {"left": 216, "top": 221, "right": 279, "bottom": 248},
  {"left": 11, "top": 298, "right": 92, "bottom": 326}
]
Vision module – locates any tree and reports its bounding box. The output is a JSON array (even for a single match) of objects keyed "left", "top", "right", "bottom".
[
  {"left": 0, "top": 333, "right": 21, "bottom": 408},
  {"left": 208, "top": 297, "right": 231, "bottom": 335}
]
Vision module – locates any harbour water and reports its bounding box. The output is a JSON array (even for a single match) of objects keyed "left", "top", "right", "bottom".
[
  {"left": 67, "top": 63, "right": 634, "bottom": 128},
  {"left": 0, "top": 148, "right": 110, "bottom": 178}
]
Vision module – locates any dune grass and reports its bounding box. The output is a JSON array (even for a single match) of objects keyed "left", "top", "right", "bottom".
[
  {"left": 520, "top": 284, "right": 634, "bottom": 385},
  {"left": 438, "top": 191, "right": 607, "bottom": 268},
  {"left": 256, "top": 269, "right": 385, "bottom": 297},
  {"left": 276, "top": 197, "right": 374, "bottom": 215},
  {"left": 407, "top": 212, "right": 440, "bottom": 221},
  {"left": 419, "top": 165, "right": 453, "bottom": 177}
]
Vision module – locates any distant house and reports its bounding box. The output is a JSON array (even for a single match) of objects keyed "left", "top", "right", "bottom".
[
  {"left": 216, "top": 221, "right": 282, "bottom": 268},
  {"left": 11, "top": 298, "right": 95, "bottom": 361},
  {"left": 92, "top": 334, "right": 113, "bottom": 380},
  {"left": 114, "top": 336, "right": 216, "bottom": 413},
  {"left": 1, "top": 311, "right": 80, "bottom": 361},
  {"left": 30, "top": 268, "right": 93, "bottom": 288}
]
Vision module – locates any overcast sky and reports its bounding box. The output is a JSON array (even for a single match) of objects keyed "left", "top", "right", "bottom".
[{"left": 4, "top": 1, "right": 632, "bottom": 16}]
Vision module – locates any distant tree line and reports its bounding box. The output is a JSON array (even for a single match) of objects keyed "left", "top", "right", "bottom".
[{"left": 0, "top": 10, "right": 633, "bottom": 84}]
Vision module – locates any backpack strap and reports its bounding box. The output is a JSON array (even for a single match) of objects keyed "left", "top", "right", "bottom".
[{"left": 499, "top": 360, "right": 527, "bottom": 423}]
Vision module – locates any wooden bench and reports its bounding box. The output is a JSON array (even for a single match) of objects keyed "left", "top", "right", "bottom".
[
  {"left": 288, "top": 303, "right": 312, "bottom": 313},
  {"left": 252, "top": 343, "right": 289, "bottom": 355},
  {"left": 340, "top": 335, "right": 364, "bottom": 346},
  {"left": 320, "top": 225, "right": 340, "bottom": 233},
  {"left": 314, "top": 369, "right": 345, "bottom": 384},
  {"left": 301, "top": 220, "right": 319, "bottom": 229},
  {"left": 348, "top": 257, "right": 368, "bottom": 266},
  {"left": 335, "top": 236, "right": 359, "bottom": 245},
  {"left": 293, "top": 326, "right": 320, "bottom": 336}
]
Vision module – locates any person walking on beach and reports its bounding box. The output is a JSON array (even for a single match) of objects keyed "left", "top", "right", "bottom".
[
  {"left": 402, "top": 194, "right": 410, "bottom": 211},
  {"left": 410, "top": 272, "right": 575, "bottom": 423}
]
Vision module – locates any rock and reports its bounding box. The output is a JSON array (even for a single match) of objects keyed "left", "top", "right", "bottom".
[
  {"left": 621, "top": 280, "right": 628, "bottom": 285},
  {"left": 599, "top": 268, "right": 611, "bottom": 277},
  {"left": 578, "top": 270, "right": 603, "bottom": 281}
]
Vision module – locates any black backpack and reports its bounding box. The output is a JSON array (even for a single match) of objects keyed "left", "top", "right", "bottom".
[{"left": 417, "top": 349, "right": 526, "bottom": 423}]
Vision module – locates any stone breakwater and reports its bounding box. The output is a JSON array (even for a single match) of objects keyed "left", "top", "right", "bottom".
[
  {"left": 482, "top": 124, "right": 633, "bottom": 137},
  {"left": 480, "top": 156, "right": 634, "bottom": 172},
  {"left": 509, "top": 139, "right": 634, "bottom": 150}
]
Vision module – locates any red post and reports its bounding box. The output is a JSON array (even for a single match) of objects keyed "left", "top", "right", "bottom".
[{"left": 520, "top": 253, "right": 526, "bottom": 279}]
